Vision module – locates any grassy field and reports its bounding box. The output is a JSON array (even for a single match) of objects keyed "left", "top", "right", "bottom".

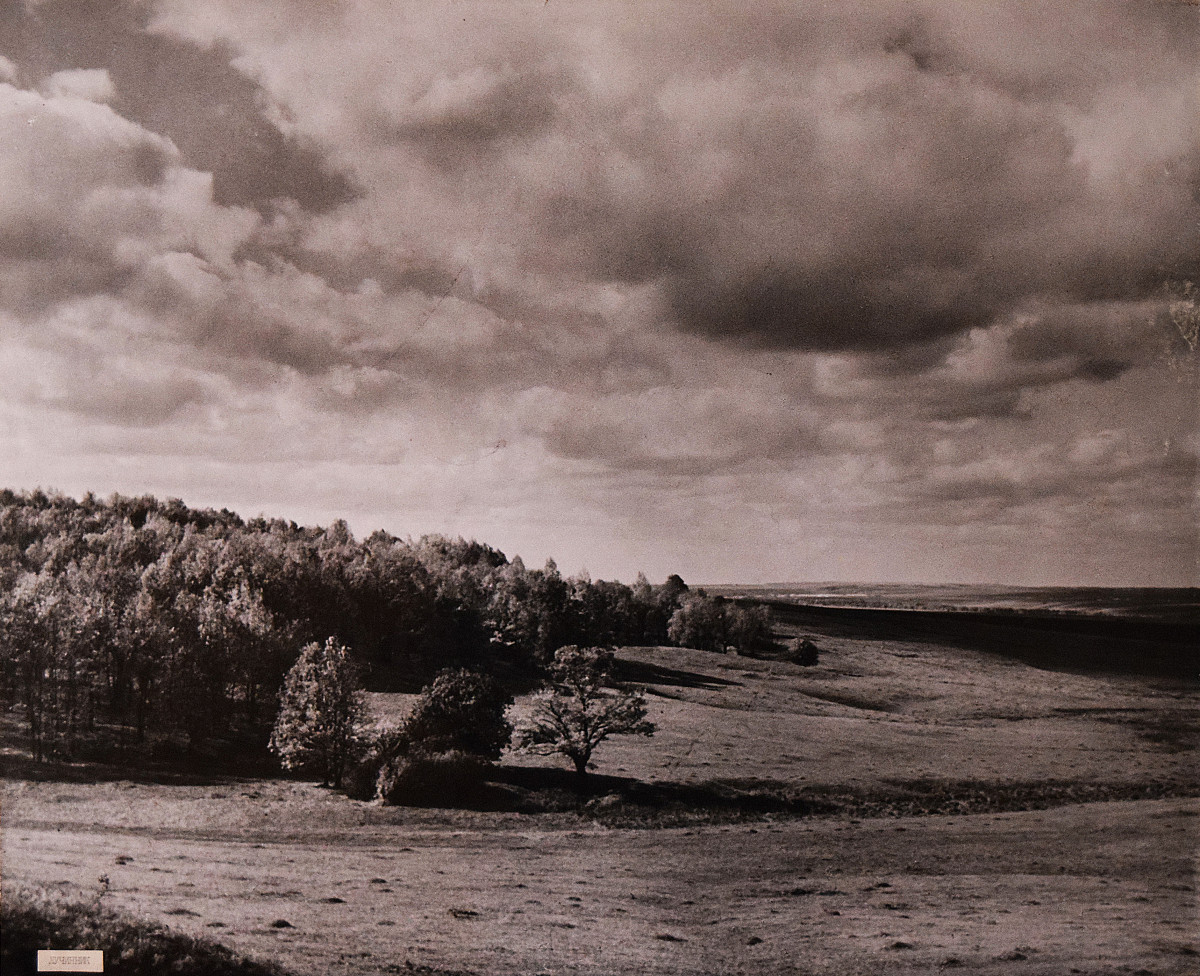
[{"left": 3, "top": 621, "right": 1197, "bottom": 975}]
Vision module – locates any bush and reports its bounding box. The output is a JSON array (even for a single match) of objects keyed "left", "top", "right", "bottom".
[
  {"left": 782, "top": 633, "right": 820, "bottom": 667},
  {"left": 342, "top": 727, "right": 408, "bottom": 800},
  {"left": 788, "top": 638, "right": 820, "bottom": 666},
  {"left": 375, "top": 750, "right": 492, "bottom": 806},
  {"left": 398, "top": 668, "right": 513, "bottom": 760},
  {"left": 350, "top": 669, "right": 512, "bottom": 803}
]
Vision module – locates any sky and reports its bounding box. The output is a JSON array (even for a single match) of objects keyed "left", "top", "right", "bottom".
[{"left": 0, "top": 0, "right": 1197, "bottom": 587}]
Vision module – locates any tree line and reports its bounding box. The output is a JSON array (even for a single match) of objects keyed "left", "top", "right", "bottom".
[{"left": 0, "top": 489, "right": 773, "bottom": 766}]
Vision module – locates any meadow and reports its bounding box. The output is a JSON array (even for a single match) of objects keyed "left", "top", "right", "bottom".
[{"left": 3, "top": 611, "right": 1197, "bottom": 976}]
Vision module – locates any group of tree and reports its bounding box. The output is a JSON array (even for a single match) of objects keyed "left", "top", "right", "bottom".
[
  {"left": 0, "top": 489, "right": 765, "bottom": 766},
  {"left": 666, "top": 593, "right": 773, "bottom": 654},
  {"left": 271, "top": 643, "right": 653, "bottom": 800}
]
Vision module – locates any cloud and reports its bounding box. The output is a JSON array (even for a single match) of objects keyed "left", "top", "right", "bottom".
[
  {"left": 42, "top": 67, "right": 115, "bottom": 102},
  {"left": 911, "top": 299, "right": 1164, "bottom": 420},
  {"left": 0, "top": 0, "right": 358, "bottom": 213},
  {"left": 902, "top": 429, "right": 1197, "bottom": 547},
  {"left": 0, "top": 79, "right": 259, "bottom": 317},
  {"left": 589, "top": 7, "right": 1196, "bottom": 356},
  {"left": 9, "top": 351, "right": 218, "bottom": 428},
  {"left": 0, "top": 0, "right": 1195, "bottom": 586},
  {"left": 165, "top": 0, "right": 1196, "bottom": 361},
  {"left": 382, "top": 61, "right": 573, "bottom": 170}
]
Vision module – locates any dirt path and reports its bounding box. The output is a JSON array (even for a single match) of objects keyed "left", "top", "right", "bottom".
[{"left": 5, "top": 798, "right": 1196, "bottom": 976}]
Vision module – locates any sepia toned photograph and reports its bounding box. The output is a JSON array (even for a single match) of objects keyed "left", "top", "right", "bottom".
[{"left": 1, "top": 1, "right": 1197, "bottom": 974}]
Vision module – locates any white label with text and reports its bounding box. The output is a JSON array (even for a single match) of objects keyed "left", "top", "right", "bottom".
[{"left": 37, "top": 949, "right": 104, "bottom": 972}]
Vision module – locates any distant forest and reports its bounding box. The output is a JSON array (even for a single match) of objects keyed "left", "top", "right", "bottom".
[{"left": 0, "top": 489, "right": 772, "bottom": 765}]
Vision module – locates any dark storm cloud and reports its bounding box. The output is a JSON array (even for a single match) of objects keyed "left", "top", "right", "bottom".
[
  {"left": 485, "top": 1, "right": 1199, "bottom": 358},
  {"left": 0, "top": 0, "right": 357, "bottom": 213}
]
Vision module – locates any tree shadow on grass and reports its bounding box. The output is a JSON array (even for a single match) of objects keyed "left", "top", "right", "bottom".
[
  {"left": 388, "top": 763, "right": 818, "bottom": 824},
  {"left": 612, "top": 659, "right": 743, "bottom": 690},
  {"left": 0, "top": 740, "right": 282, "bottom": 787},
  {"left": 386, "top": 765, "right": 1200, "bottom": 825}
]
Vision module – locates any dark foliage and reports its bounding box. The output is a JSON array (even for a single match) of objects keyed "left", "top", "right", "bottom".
[
  {"left": 375, "top": 750, "right": 494, "bottom": 807},
  {"left": 360, "top": 669, "right": 513, "bottom": 804},
  {"left": 0, "top": 488, "right": 750, "bottom": 772},
  {"left": 1, "top": 887, "right": 287, "bottom": 976},
  {"left": 397, "top": 669, "right": 514, "bottom": 760},
  {"left": 788, "top": 637, "right": 821, "bottom": 666}
]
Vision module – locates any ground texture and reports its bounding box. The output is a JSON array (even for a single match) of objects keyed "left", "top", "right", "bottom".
[{"left": 3, "top": 623, "right": 1197, "bottom": 975}]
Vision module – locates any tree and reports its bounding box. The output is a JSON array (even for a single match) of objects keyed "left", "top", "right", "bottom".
[
  {"left": 516, "top": 646, "right": 655, "bottom": 780},
  {"left": 725, "top": 602, "right": 774, "bottom": 653},
  {"left": 666, "top": 593, "right": 728, "bottom": 652},
  {"left": 269, "top": 638, "right": 366, "bottom": 787},
  {"left": 396, "top": 668, "right": 513, "bottom": 760},
  {"left": 666, "top": 593, "right": 774, "bottom": 653}
]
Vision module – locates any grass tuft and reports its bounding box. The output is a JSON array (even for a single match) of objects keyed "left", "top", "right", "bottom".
[{"left": 0, "top": 886, "right": 288, "bottom": 976}]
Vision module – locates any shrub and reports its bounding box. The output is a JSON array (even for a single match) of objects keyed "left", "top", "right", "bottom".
[
  {"left": 375, "top": 750, "right": 492, "bottom": 806},
  {"left": 788, "top": 638, "right": 820, "bottom": 666},
  {"left": 353, "top": 669, "right": 512, "bottom": 804},
  {"left": 342, "top": 726, "right": 408, "bottom": 800},
  {"left": 398, "top": 668, "right": 513, "bottom": 760}
]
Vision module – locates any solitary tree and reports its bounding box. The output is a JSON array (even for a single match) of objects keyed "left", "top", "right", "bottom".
[
  {"left": 516, "top": 646, "right": 655, "bottom": 780},
  {"left": 270, "top": 637, "right": 365, "bottom": 787}
]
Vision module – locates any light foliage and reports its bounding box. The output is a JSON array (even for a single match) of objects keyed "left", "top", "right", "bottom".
[
  {"left": 269, "top": 637, "right": 365, "bottom": 787},
  {"left": 0, "top": 489, "right": 695, "bottom": 769},
  {"left": 516, "top": 646, "right": 655, "bottom": 777},
  {"left": 667, "top": 593, "right": 773, "bottom": 653}
]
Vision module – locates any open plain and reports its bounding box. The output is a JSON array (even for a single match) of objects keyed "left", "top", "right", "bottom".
[{"left": 3, "top": 618, "right": 1197, "bottom": 976}]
